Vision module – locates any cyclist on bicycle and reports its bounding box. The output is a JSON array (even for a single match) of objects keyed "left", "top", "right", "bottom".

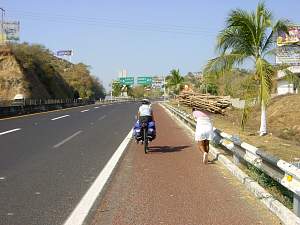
[{"left": 137, "top": 98, "right": 154, "bottom": 123}]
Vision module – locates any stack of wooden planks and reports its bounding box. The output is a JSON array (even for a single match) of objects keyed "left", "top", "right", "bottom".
[{"left": 177, "top": 91, "right": 231, "bottom": 114}]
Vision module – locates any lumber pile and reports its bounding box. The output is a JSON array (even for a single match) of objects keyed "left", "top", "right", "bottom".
[{"left": 177, "top": 91, "right": 231, "bottom": 114}]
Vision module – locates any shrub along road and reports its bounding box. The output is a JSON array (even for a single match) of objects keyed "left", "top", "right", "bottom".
[
  {"left": 91, "top": 104, "right": 280, "bottom": 225},
  {"left": 0, "top": 102, "right": 138, "bottom": 225}
]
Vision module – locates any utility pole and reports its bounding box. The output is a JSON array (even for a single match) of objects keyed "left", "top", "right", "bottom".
[
  {"left": 163, "top": 76, "right": 166, "bottom": 102},
  {"left": 0, "top": 8, "right": 5, "bottom": 44}
]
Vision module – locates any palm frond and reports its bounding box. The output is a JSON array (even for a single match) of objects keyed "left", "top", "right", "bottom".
[
  {"left": 256, "top": 58, "right": 274, "bottom": 104},
  {"left": 203, "top": 53, "right": 249, "bottom": 76}
]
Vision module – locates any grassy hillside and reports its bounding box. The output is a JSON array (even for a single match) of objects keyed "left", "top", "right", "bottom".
[{"left": 0, "top": 44, "right": 105, "bottom": 100}]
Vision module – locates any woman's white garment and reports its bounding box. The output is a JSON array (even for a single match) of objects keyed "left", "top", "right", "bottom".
[{"left": 193, "top": 111, "right": 213, "bottom": 141}]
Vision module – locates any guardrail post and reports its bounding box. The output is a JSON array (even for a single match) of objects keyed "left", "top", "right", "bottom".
[
  {"left": 294, "top": 193, "right": 300, "bottom": 217},
  {"left": 232, "top": 135, "right": 241, "bottom": 166},
  {"left": 233, "top": 152, "right": 241, "bottom": 165}
]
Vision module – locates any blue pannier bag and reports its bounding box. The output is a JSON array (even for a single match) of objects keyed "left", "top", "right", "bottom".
[
  {"left": 147, "top": 121, "right": 156, "bottom": 141},
  {"left": 133, "top": 120, "right": 156, "bottom": 141},
  {"left": 133, "top": 121, "right": 142, "bottom": 140}
]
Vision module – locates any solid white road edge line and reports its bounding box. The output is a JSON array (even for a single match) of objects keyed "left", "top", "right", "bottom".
[
  {"left": 63, "top": 129, "right": 133, "bottom": 225},
  {"left": 53, "top": 130, "right": 82, "bottom": 149},
  {"left": 51, "top": 115, "right": 70, "bottom": 121},
  {"left": 81, "top": 109, "right": 90, "bottom": 112},
  {"left": 0, "top": 128, "right": 21, "bottom": 136}
]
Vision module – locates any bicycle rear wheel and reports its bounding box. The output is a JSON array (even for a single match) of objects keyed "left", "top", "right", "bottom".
[{"left": 143, "top": 128, "right": 148, "bottom": 154}]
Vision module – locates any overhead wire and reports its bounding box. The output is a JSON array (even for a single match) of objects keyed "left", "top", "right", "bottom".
[{"left": 7, "top": 9, "right": 217, "bottom": 37}]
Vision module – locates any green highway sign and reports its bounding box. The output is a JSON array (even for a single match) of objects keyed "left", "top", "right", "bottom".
[
  {"left": 119, "top": 77, "right": 134, "bottom": 85},
  {"left": 137, "top": 76, "right": 152, "bottom": 85}
]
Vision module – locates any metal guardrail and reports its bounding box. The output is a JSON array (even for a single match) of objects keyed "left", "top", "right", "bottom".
[
  {"left": 0, "top": 98, "right": 95, "bottom": 107},
  {"left": 0, "top": 98, "right": 135, "bottom": 118},
  {"left": 163, "top": 103, "right": 300, "bottom": 217}
]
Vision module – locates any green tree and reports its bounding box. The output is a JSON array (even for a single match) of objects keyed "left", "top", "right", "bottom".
[
  {"left": 204, "top": 2, "right": 288, "bottom": 135},
  {"left": 166, "top": 69, "right": 184, "bottom": 95},
  {"left": 112, "top": 81, "right": 122, "bottom": 97}
]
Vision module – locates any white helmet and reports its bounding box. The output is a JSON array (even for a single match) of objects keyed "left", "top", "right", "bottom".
[{"left": 141, "top": 98, "right": 150, "bottom": 105}]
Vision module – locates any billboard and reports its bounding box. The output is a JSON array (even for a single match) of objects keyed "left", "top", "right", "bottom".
[
  {"left": 277, "top": 26, "right": 300, "bottom": 46},
  {"left": 3, "top": 21, "right": 20, "bottom": 41},
  {"left": 56, "top": 50, "right": 73, "bottom": 56},
  {"left": 276, "top": 45, "right": 300, "bottom": 66},
  {"left": 151, "top": 77, "right": 164, "bottom": 89}
]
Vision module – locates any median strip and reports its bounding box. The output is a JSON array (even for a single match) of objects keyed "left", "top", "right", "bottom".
[
  {"left": 0, "top": 128, "right": 21, "bottom": 136},
  {"left": 53, "top": 130, "right": 82, "bottom": 149},
  {"left": 51, "top": 115, "right": 70, "bottom": 121}
]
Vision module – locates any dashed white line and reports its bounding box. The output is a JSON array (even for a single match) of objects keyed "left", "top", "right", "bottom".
[
  {"left": 94, "top": 106, "right": 99, "bottom": 109},
  {"left": 0, "top": 128, "right": 21, "bottom": 136},
  {"left": 51, "top": 115, "right": 70, "bottom": 121},
  {"left": 98, "top": 115, "right": 107, "bottom": 121},
  {"left": 81, "top": 109, "right": 90, "bottom": 113},
  {"left": 53, "top": 130, "right": 82, "bottom": 149},
  {"left": 63, "top": 129, "right": 133, "bottom": 225}
]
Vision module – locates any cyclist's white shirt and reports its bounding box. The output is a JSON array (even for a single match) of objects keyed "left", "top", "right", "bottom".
[{"left": 138, "top": 104, "right": 152, "bottom": 116}]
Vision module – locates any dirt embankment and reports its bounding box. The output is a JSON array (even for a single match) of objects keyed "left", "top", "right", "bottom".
[
  {"left": 0, "top": 44, "right": 105, "bottom": 101},
  {"left": 0, "top": 46, "right": 72, "bottom": 100},
  {"left": 0, "top": 52, "right": 44, "bottom": 100}
]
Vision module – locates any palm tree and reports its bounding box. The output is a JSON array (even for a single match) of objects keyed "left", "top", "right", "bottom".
[
  {"left": 166, "top": 69, "right": 184, "bottom": 95},
  {"left": 204, "top": 2, "right": 288, "bottom": 136}
]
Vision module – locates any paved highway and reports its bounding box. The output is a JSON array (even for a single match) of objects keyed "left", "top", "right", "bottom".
[{"left": 0, "top": 102, "right": 138, "bottom": 225}]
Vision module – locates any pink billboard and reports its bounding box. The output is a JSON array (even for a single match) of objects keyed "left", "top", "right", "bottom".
[{"left": 277, "top": 26, "right": 300, "bottom": 46}]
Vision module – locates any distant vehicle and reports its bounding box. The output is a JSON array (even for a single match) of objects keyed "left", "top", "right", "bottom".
[{"left": 11, "top": 94, "right": 25, "bottom": 106}]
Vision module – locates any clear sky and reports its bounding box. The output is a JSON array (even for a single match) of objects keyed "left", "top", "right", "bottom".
[{"left": 2, "top": 0, "right": 300, "bottom": 89}]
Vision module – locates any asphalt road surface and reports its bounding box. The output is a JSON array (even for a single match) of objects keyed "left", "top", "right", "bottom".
[{"left": 0, "top": 102, "right": 138, "bottom": 225}]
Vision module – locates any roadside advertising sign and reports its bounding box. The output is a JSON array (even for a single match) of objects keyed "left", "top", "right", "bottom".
[
  {"left": 56, "top": 50, "right": 73, "bottom": 56},
  {"left": 277, "top": 26, "right": 300, "bottom": 46},
  {"left": 276, "top": 45, "right": 300, "bottom": 66},
  {"left": 3, "top": 21, "right": 20, "bottom": 41},
  {"left": 151, "top": 77, "right": 164, "bottom": 89}
]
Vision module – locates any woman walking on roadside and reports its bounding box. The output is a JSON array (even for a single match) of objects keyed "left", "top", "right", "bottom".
[{"left": 192, "top": 107, "right": 213, "bottom": 164}]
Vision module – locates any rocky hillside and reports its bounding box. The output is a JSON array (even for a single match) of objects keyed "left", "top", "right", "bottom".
[{"left": 0, "top": 44, "right": 105, "bottom": 100}]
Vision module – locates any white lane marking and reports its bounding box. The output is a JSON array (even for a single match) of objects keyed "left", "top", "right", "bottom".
[
  {"left": 51, "top": 115, "right": 70, "bottom": 121},
  {"left": 81, "top": 109, "right": 90, "bottom": 113},
  {"left": 53, "top": 131, "right": 82, "bottom": 149},
  {"left": 94, "top": 106, "right": 99, "bottom": 109},
  {"left": 0, "top": 177, "right": 5, "bottom": 180},
  {"left": 98, "top": 115, "right": 107, "bottom": 121},
  {"left": 0, "top": 128, "right": 21, "bottom": 136},
  {"left": 63, "top": 129, "right": 133, "bottom": 225}
]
